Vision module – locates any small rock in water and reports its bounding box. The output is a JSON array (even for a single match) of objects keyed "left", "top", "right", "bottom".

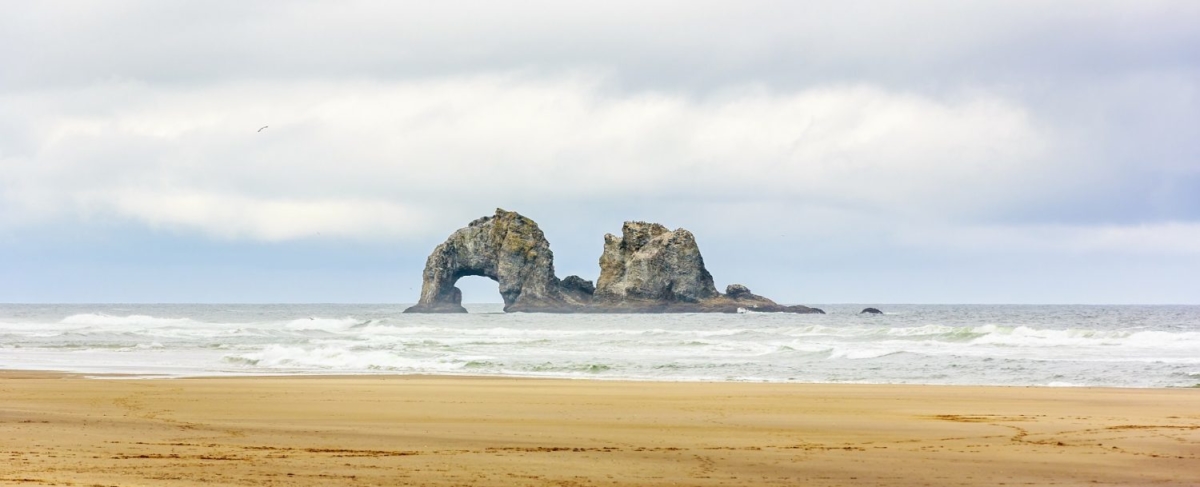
[
  {"left": 861, "top": 307, "right": 883, "bottom": 314},
  {"left": 725, "top": 284, "right": 753, "bottom": 299}
]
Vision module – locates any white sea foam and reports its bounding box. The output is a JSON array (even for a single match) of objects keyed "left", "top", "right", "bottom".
[
  {"left": 283, "top": 317, "right": 364, "bottom": 332},
  {"left": 60, "top": 313, "right": 195, "bottom": 327},
  {"left": 1, "top": 304, "right": 1197, "bottom": 386},
  {"left": 828, "top": 348, "right": 905, "bottom": 360}
]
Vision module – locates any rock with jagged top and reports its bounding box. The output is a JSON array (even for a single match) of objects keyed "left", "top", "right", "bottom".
[
  {"left": 404, "top": 209, "right": 822, "bottom": 314},
  {"left": 594, "top": 222, "right": 719, "bottom": 304},
  {"left": 587, "top": 223, "right": 821, "bottom": 313}
]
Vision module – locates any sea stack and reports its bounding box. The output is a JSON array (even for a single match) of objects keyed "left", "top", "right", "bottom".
[
  {"left": 402, "top": 210, "right": 591, "bottom": 313},
  {"left": 404, "top": 209, "right": 823, "bottom": 314},
  {"left": 594, "top": 222, "right": 719, "bottom": 304}
]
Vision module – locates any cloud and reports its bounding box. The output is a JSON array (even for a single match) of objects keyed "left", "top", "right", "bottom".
[
  {"left": 3, "top": 1, "right": 1196, "bottom": 244},
  {"left": 99, "top": 190, "right": 427, "bottom": 241},
  {"left": 2, "top": 1, "right": 1197, "bottom": 92},
  {"left": 896, "top": 222, "right": 1200, "bottom": 255},
  {"left": 0, "top": 72, "right": 1060, "bottom": 241},
  {"left": 1, "top": 1, "right": 1197, "bottom": 303}
]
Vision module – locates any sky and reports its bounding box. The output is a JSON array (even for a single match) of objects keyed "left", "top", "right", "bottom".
[{"left": 1, "top": 1, "right": 1198, "bottom": 304}]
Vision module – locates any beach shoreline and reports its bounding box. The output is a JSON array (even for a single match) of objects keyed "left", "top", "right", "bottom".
[{"left": 2, "top": 371, "right": 1197, "bottom": 486}]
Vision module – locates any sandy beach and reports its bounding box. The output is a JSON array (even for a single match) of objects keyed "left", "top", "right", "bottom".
[{"left": 1, "top": 372, "right": 1197, "bottom": 486}]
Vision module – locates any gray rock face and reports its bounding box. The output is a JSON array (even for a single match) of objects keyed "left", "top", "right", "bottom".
[
  {"left": 403, "top": 209, "right": 590, "bottom": 313},
  {"left": 560, "top": 275, "right": 596, "bottom": 296},
  {"left": 404, "top": 209, "right": 822, "bottom": 314},
  {"left": 595, "top": 222, "right": 718, "bottom": 303},
  {"left": 703, "top": 284, "right": 824, "bottom": 314},
  {"left": 725, "top": 284, "right": 753, "bottom": 299}
]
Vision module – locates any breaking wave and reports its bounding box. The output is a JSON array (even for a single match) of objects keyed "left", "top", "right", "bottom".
[
  {"left": 1, "top": 304, "right": 1198, "bottom": 386},
  {"left": 61, "top": 313, "right": 196, "bottom": 327}
]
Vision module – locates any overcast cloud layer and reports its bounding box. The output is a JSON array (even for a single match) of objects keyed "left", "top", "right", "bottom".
[{"left": 2, "top": 1, "right": 1198, "bottom": 303}]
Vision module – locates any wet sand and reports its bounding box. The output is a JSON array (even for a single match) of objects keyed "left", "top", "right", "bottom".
[{"left": 1, "top": 372, "right": 1197, "bottom": 486}]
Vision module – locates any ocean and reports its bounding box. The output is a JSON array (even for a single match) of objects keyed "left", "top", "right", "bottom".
[{"left": 1, "top": 304, "right": 1198, "bottom": 388}]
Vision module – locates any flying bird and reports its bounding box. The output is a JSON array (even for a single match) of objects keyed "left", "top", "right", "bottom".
[{"left": 257, "top": 125, "right": 268, "bottom": 132}]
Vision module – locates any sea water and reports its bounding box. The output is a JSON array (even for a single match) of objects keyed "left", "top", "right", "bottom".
[{"left": 1, "top": 304, "right": 1198, "bottom": 388}]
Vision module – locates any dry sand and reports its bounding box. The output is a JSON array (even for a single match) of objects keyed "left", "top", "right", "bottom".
[{"left": 1, "top": 372, "right": 1197, "bottom": 486}]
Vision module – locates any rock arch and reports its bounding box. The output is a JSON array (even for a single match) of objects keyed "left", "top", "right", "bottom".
[
  {"left": 403, "top": 209, "right": 591, "bottom": 313},
  {"left": 403, "top": 209, "right": 823, "bottom": 314}
]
